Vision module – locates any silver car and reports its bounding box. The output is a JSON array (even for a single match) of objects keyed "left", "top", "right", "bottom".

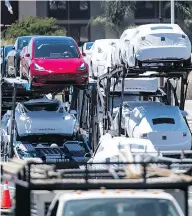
[{"left": 2, "top": 97, "right": 79, "bottom": 141}]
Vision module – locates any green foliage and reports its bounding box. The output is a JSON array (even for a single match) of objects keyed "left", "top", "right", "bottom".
[
  {"left": 89, "top": 1, "right": 136, "bottom": 36},
  {"left": 4, "top": 16, "right": 66, "bottom": 40}
]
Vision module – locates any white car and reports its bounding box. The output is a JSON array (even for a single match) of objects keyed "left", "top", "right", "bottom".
[
  {"left": 88, "top": 39, "right": 118, "bottom": 78},
  {"left": 112, "top": 101, "right": 192, "bottom": 151},
  {"left": 118, "top": 23, "right": 191, "bottom": 67},
  {"left": 81, "top": 42, "right": 94, "bottom": 57},
  {"left": 46, "top": 190, "right": 184, "bottom": 216},
  {"left": 88, "top": 133, "right": 159, "bottom": 168}
]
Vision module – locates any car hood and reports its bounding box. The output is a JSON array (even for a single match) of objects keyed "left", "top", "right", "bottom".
[
  {"left": 16, "top": 111, "right": 76, "bottom": 136},
  {"left": 33, "top": 58, "right": 85, "bottom": 72}
]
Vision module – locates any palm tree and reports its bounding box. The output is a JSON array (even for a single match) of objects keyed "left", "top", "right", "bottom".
[{"left": 89, "top": 1, "right": 136, "bottom": 38}]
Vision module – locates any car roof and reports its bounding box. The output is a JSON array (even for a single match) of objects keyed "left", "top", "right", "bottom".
[
  {"left": 18, "top": 36, "right": 34, "bottom": 39},
  {"left": 124, "top": 101, "right": 181, "bottom": 119},
  {"left": 58, "top": 190, "right": 175, "bottom": 201},
  {"left": 32, "top": 36, "right": 74, "bottom": 41}
]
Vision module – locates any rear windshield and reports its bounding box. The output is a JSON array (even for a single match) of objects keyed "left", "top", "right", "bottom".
[
  {"left": 63, "top": 198, "right": 180, "bottom": 216},
  {"left": 151, "top": 26, "right": 173, "bottom": 30},
  {"left": 34, "top": 38, "right": 79, "bottom": 58},
  {"left": 24, "top": 103, "right": 59, "bottom": 111},
  {"left": 152, "top": 118, "right": 175, "bottom": 125}
]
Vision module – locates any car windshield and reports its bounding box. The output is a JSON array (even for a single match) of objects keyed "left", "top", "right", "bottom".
[
  {"left": 63, "top": 198, "right": 180, "bottom": 216},
  {"left": 86, "top": 42, "right": 94, "bottom": 50},
  {"left": 24, "top": 103, "right": 59, "bottom": 111},
  {"left": 18, "top": 38, "right": 31, "bottom": 51},
  {"left": 34, "top": 39, "right": 79, "bottom": 59}
]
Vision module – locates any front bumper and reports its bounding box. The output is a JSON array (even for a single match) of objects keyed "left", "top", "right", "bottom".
[
  {"left": 136, "top": 45, "right": 191, "bottom": 62},
  {"left": 31, "top": 71, "right": 89, "bottom": 86}
]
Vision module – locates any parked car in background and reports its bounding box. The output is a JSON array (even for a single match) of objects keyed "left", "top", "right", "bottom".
[
  {"left": 20, "top": 36, "right": 89, "bottom": 89},
  {"left": 0, "top": 45, "right": 13, "bottom": 77},
  {"left": 82, "top": 42, "right": 94, "bottom": 57},
  {"left": 118, "top": 24, "right": 191, "bottom": 68},
  {"left": 88, "top": 39, "right": 118, "bottom": 78},
  {"left": 6, "top": 36, "right": 33, "bottom": 77}
]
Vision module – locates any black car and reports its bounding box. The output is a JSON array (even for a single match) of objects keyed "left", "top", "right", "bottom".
[
  {"left": 6, "top": 36, "right": 33, "bottom": 77},
  {"left": 1, "top": 45, "right": 14, "bottom": 77}
]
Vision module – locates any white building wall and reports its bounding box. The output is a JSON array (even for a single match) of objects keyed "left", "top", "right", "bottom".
[{"left": 18, "top": 0, "right": 37, "bottom": 20}]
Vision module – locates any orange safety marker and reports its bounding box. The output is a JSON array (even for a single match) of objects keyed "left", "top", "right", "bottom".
[{"left": 1, "top": 180, "right": 12, "bottom": 209}]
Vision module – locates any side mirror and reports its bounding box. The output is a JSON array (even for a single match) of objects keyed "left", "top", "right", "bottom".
[
  {"left": 70, "top": 110, "right": 77, "bottom": 115},
  {"left": 12, "top": 46, "right": 15, "bottom": 50},
  {"left": 82, "top": 52, "right": 86, "bottom": 57},
  {"left": 25, "top": 53, "right": 30, "bottom": 57}
]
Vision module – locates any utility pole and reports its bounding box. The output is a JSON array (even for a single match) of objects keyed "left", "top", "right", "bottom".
[
  {"left": 159, "top": 0, "right": 164, "bottom": 88},
  {"left": 171, "top": 0, "right": 175, "bottom": 24}
]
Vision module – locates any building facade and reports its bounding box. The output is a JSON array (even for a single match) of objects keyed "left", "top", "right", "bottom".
[{"left": 1, "top": 1, "right": 184, "bottom": 42}]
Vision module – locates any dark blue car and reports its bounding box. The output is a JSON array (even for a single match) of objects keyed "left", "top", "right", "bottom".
[
  {"left": 1, "top": 45, "right": 14, "bottom": 77},
  {"left": 6, "top": 36, "right": 33, "bottom": 77}
]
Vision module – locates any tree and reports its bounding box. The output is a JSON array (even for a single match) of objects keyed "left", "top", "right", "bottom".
[
  {"left": 4, "top": 16, "right": 66, "bottom": 40},
  {"left": 89, "top": 1, "right": 136, "bottom": 37}
]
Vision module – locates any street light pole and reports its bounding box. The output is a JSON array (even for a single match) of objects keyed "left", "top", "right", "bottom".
[{"left": 171, "top": 0, "right": 175, "bottom": 24}]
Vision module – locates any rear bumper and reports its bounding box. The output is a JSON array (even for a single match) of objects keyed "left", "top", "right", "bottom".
[
  {"left": 31, "top": 71, "right": 89, "bottom": 86},
  {"left": 136, "top": 46, "right": 191, "bottom": 62},
  {"left": 150, "top": 139, "right": 192, "bottom": 151}
]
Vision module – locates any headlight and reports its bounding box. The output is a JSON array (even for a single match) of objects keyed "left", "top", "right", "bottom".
[
  {"left": 77, "top": 63, "right": 86, "bottom": 71},
  {"left": 34, "top": 63, "right": 45, "bottom": 71},
  {"left": 64, "top": 115, "right": 71, "bottom": 120}
]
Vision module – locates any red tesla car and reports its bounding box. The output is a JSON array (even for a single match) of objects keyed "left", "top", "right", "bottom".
[{"left": 20, "top": 36, "right": 89, "bottom": 88}]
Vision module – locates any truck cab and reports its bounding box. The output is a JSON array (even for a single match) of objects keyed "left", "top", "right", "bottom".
[{"left": 46, "top": 189, "right": 184, "bottom": 216}]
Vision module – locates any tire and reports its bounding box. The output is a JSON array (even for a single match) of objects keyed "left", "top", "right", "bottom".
[{"left": 183, "top": 57, "right": 191, "bottom": 67}]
